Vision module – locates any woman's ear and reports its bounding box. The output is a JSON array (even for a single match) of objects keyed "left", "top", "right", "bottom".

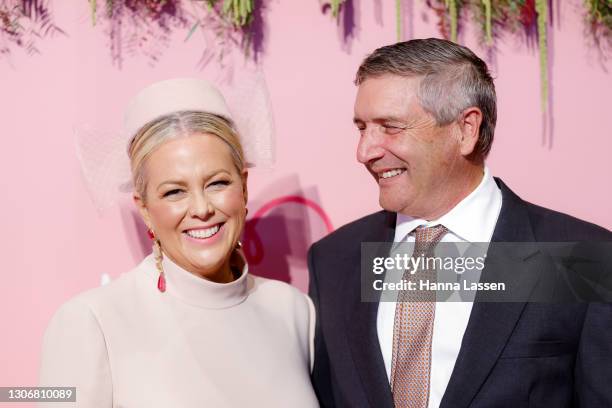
[{"left": 133, "top": 193, "right": 152, "bottom": 231}]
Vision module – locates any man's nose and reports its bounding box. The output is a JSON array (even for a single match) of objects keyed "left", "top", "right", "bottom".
[
  {"left": 356, "top": 127, "right": 385, "bottom": 164},
  {"left": 188, "top": 191, "right": 214, "bottom": 219}
]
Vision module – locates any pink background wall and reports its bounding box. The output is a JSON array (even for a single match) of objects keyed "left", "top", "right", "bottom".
[{"left": 1, "top": 0, "right": 610, "bottom": 396}]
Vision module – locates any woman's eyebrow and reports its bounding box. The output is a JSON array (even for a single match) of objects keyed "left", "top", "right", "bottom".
[
  {"left": 156, "top": 180, "right": 187, "bottom": 191},
  {"left": 155, "top": 169, "right": 232, "bottom": 191}
]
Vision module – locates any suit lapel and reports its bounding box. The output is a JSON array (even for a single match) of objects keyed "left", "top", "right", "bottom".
[
  {"left": 345, "top": 211, "right": 396, "bottom": 408},
  {"left": 441, "top": 179, "right": 541, "bottom": 408}
]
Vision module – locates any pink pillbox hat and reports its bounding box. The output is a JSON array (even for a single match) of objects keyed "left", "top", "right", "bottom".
[{"left": 123, "top": 78, "right": 234, "bottom": 139}]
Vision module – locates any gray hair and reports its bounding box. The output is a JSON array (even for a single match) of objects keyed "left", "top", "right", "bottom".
[
  {"left": 127, "top": 111, "right": 245, "bottom": 201},
  {"left": 355, "top": 38, "right": 497, "bottom": 160}
]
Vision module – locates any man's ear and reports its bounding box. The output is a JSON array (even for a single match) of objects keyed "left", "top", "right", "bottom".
[
  {"left": 133, "top": 193, "right": 152, "bottom": 231},
  {"left": 457, "top": 107, "right": 483, "bottom": 157},
  {"left": 241, "top": 169, "right": 249, "bottom": 205}
]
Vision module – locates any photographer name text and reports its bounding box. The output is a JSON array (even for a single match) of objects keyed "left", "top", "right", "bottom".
[{"left": 373, "top": 279, "right": 505, "bottom": 292}]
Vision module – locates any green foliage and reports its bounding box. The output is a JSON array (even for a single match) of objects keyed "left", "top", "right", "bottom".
[
  {"left": 446, "top": 0, "right": 458, "bottom": 41},
  {"left": 429, "top": 0, "right": 552, "bottom": 112},
  {"left": 329, "top": 0, "right": 346, "bottom": 18},
  {"left": 220, "top": 0, "right": 253, "bottom": 27},
  {"left": 536, "top": 0, "right": 548, "bottom": 111},
  {"left": 319, "top": 0, "right": 609, "bottom": 116},
  {"left": 0, "top": 0, "right": 64, "bottom": 57},
  {"left": 585, "top": 0, "right": 611, "bottom": 56},
  {"left": 88, "top": 0, "right": 255, "bottom": 28},
  {"left": 90, "top": 0, "right": 96, "bottom": 25},
  {"left": 482, "top": 0, "right": 492, "bottom": 44},
  {"left": 586, "top": 0, "right": 612, "bottom": 30}
]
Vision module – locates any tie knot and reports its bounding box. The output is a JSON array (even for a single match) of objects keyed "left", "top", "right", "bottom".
[{"left": 414, "top": 224, "right": 447, "bottom": 245}]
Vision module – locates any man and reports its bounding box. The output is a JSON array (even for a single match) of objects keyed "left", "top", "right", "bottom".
[{"left": 308, "top": 38, "right": 612, "bottom": 408}]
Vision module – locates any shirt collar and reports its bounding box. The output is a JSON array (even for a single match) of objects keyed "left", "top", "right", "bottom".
[{"left": 394, "top": 167, "right": 501, "bottom": 243}]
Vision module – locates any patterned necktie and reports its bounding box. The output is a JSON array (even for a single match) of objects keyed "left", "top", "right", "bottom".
[{"left": 390, "top": 224, "right": 448, "bottom": 408}]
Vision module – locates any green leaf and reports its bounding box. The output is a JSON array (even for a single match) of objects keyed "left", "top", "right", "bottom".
[
  {"left": 449, "top": 0, "right": 458, "bottom": 42},
  {"left": 483, "top": 0, "right": 492, "bottom": 44},
  {"left": 396, "top": 0, "right": 402, "bottom": 41},
  {"left": 536, "top": 0, "right": 548, "bottom": 112},
  {"left": 90, "top": 0, "right": 97, "bottom": 26},
  {"left": 223, "top": 0, "right": 232, "bottom": 14}
]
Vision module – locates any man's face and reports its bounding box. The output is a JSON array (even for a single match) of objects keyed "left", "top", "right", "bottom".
[{"left": 354, "top": 74, "right": 465, "bottom": 219}]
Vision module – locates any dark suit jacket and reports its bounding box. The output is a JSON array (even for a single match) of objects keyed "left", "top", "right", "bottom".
[{"left": 308, "top": 178, "right": 612, "bottom": 408}]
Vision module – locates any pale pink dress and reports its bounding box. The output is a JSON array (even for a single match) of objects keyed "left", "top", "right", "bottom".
[{"left": 39, "top": 254, "right": 318, "bottom": 408}]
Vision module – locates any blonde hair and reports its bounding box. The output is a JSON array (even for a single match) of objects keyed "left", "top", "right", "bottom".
[{"left": 127, "top": 110, "right": 245, "bottom": 200}]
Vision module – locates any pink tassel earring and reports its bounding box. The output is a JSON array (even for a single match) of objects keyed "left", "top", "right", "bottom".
[{"left": 149, "top": 229, "right": 166, "bottom": 293}]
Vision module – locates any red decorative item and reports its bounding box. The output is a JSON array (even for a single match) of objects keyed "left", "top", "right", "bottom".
[
  {"left": 520, "top": 0, "right": 537, "bottom": 28},
  {"left": 243, "top": 195, "right": 334, "bottom": 265},
  {"left": 157, "top": 272, "right": 166, "bottom": 293},
  {"left": 147, "top": 229, "right": 155, "bottom": 240}
]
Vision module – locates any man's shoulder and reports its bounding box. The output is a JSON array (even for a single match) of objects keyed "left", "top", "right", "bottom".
[
  {"left": 496, "top": 177, "right": 611, "bottom": 241},
  {"left": 523, "top": 201, "right": 611, "bottom": 241}
]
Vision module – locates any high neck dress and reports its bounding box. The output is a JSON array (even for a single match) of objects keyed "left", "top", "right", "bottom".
[{"left": 39, "top": 253, "right": 319, "bottom": 408}]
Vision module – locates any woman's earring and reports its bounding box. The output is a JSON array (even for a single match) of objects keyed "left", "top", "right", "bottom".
[
  {"left": 235, "top": 240, "right": 243, "bottom": 250},
  {"left": 149, "top": 230, "right": 166, "bottom": 293}
]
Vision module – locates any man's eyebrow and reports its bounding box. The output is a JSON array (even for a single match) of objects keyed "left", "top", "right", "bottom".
[
  {"left": 353, "top": 116, "right": 405, "bottom": 124},
  {"left": 373, "top": 116, "right": 405, "bottom": 123}
]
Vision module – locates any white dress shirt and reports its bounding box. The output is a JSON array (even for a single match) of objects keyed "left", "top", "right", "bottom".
[{"left": 376, "top": 167, "right": 502, "bottom": 408}]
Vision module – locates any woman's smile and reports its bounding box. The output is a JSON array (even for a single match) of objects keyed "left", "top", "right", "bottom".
[{"left": 183, "top": 223, "right": 224, "bottom": 243}]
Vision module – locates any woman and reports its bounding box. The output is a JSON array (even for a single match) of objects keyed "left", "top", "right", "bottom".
[{"left": 39, "top": 78, "right": 319, "bottom": 407}]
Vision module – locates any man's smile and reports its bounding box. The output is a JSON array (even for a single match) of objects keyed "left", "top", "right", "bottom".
[{"left": 378, "top": 168, "right": 406, "bottom": 179}]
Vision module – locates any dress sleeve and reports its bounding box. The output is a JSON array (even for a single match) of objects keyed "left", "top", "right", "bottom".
[{"left": 39, "top": 299, "right": 113, "bottom": 408}]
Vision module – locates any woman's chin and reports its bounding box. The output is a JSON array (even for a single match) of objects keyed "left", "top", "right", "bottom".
[{"left": 174, "top": 248, "right": 231, "bottom": 281}]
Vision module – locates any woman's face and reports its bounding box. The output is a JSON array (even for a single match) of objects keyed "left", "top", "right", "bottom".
[{"left": 135, "top": 133, "right": 247, "bottom": 283}]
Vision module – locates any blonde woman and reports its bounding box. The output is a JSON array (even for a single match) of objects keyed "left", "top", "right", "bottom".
[{"left": 39, "top": 79, "right": 319, "bottom": 407}]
